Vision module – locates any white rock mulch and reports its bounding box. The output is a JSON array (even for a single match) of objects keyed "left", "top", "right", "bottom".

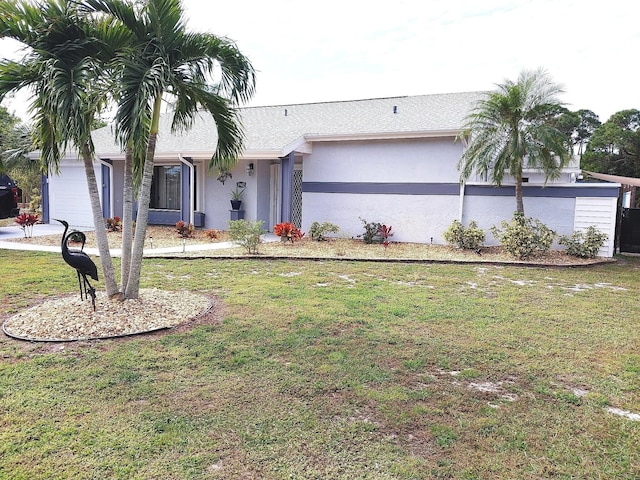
[{"left": 3, "top": 288, "right": 211, "bottom": 342}]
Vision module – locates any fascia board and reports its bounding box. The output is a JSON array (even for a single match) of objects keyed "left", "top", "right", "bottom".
[{"left": 304, "top": 129, "right": 462, "bottom": 142}]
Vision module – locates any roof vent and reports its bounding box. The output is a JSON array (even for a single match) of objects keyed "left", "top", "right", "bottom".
[
  {"left": 393, "top": 105, "right": 398, "bottom": 114},
  {"left": 284, "top": 108, "right": 288, "bottom": 116}
]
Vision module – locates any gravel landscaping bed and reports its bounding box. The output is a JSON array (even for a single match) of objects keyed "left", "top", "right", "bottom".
[{"left": 3, "top": 289, "right": 212, "bottom": 342}]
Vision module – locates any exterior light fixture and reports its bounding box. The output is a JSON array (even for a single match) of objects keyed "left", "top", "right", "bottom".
[{"left": 246, "top": 163, "right": 254, "bottom": 176}]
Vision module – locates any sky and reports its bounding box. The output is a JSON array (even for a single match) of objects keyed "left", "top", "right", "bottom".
[{"left": 1, "top": 0, "right": 638, "bottom": 123}]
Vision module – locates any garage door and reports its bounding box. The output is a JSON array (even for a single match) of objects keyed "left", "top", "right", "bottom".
[{"left": 48, "top": 164, "right": 99, "bottom": 228}]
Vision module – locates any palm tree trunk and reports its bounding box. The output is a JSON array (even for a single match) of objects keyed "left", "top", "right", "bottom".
[
  {"left": 81, "top": 143, "right": 119, "bottom": 296},
  {"left": 124, "top": 94, "right": 162, "bottom": 299},
  {"left": 515, "top": 172, "right": 525, "bottom": 214},
  {"left": 120, "top": 146, "right": 134, "bottom": 293}
]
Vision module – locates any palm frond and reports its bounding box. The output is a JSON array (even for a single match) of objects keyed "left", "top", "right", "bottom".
[{"left": 459, "top": 68, "right": 571, "bottom": 189}]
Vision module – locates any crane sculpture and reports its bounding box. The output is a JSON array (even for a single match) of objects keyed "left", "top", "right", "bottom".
[{"left": 54, "top": 219, "right": 98, "bottom": 311}]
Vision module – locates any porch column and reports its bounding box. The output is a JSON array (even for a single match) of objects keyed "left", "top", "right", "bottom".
[
  {"left": 180, "top": 158, "right": 193, "bottom": 224},
  {"left": 101, "top": 160, "right": 112, "bottom": 219},
  {"left": 41, "top": 173, "right": 49, "bottom": 223},
  {"left": 280, "top": 151, "right": 294, "bottom": 223}
]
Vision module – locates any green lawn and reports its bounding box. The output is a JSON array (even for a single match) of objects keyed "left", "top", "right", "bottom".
[{"left": 1, "top": 250, "right": 639, "bottom": 479}]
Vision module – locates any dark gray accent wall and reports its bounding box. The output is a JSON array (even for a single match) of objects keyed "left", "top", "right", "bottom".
[
  {"left": 148, "top": 209, "right": 181, "bottom": 225},
  {"left": 302, "top": 182, "right": 460, "bottom": 195},
  {"left": 465, "top": 185, "right": 619, "bottom": 198},
  {"left": 302, "top": 182, "right": 619, "bottom": 198}
]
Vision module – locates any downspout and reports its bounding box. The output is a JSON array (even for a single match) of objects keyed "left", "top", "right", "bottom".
[
  {"left": 179, "top": 155, "right": 195, "bottom": 225},
  {"left": 97, "top": 157, "right": 114, "bottom": 218},
  {"left": 458, "top": 134, "right": 468, "bottom": 222}
]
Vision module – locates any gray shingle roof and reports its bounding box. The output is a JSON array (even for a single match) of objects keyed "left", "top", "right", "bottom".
[{"left": 91, "top": 91, "right": 486, "bottom": 159}]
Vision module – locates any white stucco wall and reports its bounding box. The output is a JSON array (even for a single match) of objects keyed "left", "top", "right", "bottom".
[
  {"left": 201, "top": 159, "right": 259, "bottom": 230},
  {"left": 301, "top": 137, "right": 463, "bottom": 241},
  {"left": 48, "top": 159, "right": 101, "bottom": 228},
  {"left": 462, "top": 195, "right": 576, "bottom": 246},
  {"left": 303, "top": 137, "right": 462, "bottom": 183},
  {"left": 298, "top": 138, "right": 618, "bottom": 256},
  {"left": 303, "top": 192, "right": 459, "bottom": 243}
]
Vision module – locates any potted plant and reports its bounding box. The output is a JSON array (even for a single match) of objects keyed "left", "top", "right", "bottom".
[{"left": 230, "top": 185, "right": 245, "bottom": 210}]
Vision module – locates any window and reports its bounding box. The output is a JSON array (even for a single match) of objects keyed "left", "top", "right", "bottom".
[{"left": 150, "top": 165, "right": 181, "bottom": 210}]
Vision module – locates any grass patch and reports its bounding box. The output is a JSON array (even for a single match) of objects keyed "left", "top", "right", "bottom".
[{"left": 1, "top": 250, "right": 640, "bottom": 478}]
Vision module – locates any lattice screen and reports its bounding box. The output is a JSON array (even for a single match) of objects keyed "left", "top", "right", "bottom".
[{"left": 292, "top": 169, "right": 303, "bottom": 227}]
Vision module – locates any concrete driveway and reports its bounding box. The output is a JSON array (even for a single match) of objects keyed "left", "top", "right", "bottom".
[{"left": 0, "top": 222, "right": 70, "bottom": 240}]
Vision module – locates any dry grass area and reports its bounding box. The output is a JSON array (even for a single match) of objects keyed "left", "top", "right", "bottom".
[
  {"left": 6, "top": 225, "right": 610, "bottom": 265},
  {"left": 251, "top": 237, "right": 606, "bottom": 266},
  {"left": 8, "top": 225, "right": 225, "bottom": 249}
]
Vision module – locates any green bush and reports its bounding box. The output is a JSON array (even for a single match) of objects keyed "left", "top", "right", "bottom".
[
  {"left": 490, "top": 212, "right": 555, "bottom": 259},
  {"left": 309, "top": 221, "right": 340, "bottom": 241},
  {"left": 228, "top": 219, "right": 264, "bottom": 254},
  {"left": 359, "top": 217, "right": 383, "bottom": 244},
  {"left": 442, "top": 220, "right": 485, "bottom": 250},
  {"left": 558, "top": 226, "right": 608, "bottom": 258}
]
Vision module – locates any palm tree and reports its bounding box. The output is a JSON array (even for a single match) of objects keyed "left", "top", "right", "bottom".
[
  {"left": 0, "top": 0, "right": 126, "bottom": 297},
  {"left": 458, "top": 68, "right": 572, "bottom": 214},
  {"left": 81, "top": 0, "right": 255, "bottom": 299}
]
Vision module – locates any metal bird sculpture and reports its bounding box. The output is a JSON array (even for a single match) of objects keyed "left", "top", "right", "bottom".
[{"left": 54, "top": 219, "right": 98, "bottom": 311}]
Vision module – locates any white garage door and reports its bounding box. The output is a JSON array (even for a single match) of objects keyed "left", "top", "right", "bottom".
[{"left": 49, "top": 164, "right": 99, "bottom": 228}]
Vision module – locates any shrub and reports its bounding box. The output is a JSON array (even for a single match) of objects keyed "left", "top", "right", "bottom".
[
  {"left": 274, "top": 222, "right": 304, "bottom": 242},
  {"left": 443, "top": 220, "right": 485, "bottom": 250},
  {"left": 379, "top": 224, "right": 393, "bottom": 251},
  {"left": 229, "top": 219, "right": 264, "bottom": 254},
  {"left": 105, "top": 216, "right": 122, "bottom": 232},
  {"left": 309, "top": 221, "right": 340, "bottom": 241},
  {"left": 490, "top": 212, "right": 555, "bottom": 259},
  {"left": 559, "top": 226, "right": 608, "bottom": 258},
  {"left": 15, "top": 213, "right": 39, "bottom": 238},
  {"left": 359, "top": 217, "right": 383, "bottom": 244},
  {"left": 29, "top": 187, "right": 41, "bottom": 212},
  {"left": 175, "top": 221, "right": 194, "bottom": 238},
  {"left": 67, "top": 231, "right": 85, "bottom": 245},
  {"left": 204, "top": 229, "right": 220, "bottom": 241}
]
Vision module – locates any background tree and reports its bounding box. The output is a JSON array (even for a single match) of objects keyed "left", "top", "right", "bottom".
[
  {"left": 458, "top": 68, "right": 572, "bottom": 214},
  {"left": 3, "top": 123, "right": 42, "bottom": 210},
  {"left": 582, "top": 109, "right": 640, "bottom": 178},
  {"left": 0, "top": 106, "right": 21, "bottom": 173},
  {"left": 82, "top": 0, "right": 255, "bottom": 299},
  {"left": 0, "top": 107, "right": 40, "bottom": 209},
  {"left": 554, "top": 108, "right": 600, "bottom": 158}
]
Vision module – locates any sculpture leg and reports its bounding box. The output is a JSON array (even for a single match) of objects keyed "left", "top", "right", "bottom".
[
  {"left": 77, "top": 270, "right": 84, "bottom": 300},
  {"left": 83, "top": 274, "right": 97, "bottom": 311}
]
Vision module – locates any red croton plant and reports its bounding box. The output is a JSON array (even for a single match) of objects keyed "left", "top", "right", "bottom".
[
  {"left": 274, "top": 222, "right": 304, "bottom": 242},
  {"left": 15, "top": 213, "right": 39, "bottom": 238}
]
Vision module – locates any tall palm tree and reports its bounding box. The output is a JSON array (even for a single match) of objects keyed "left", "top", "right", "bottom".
[
  {"left": 458, "top": 68, "right": 572, "bottom": 214},
  {"left": 0, "top": 0, "right": 127, "bottom": 297},
  {"left": 82, "top": 0, "right": 255, "bottom": 299}
]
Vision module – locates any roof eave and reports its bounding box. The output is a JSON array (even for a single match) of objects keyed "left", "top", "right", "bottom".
[{"left": 304, "top": 129, "right": 462, "bottom": 142}]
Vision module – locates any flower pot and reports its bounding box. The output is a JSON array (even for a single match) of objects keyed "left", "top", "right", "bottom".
[{"left": 230, "top": 200, "right": 242, "bottom": 210}]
